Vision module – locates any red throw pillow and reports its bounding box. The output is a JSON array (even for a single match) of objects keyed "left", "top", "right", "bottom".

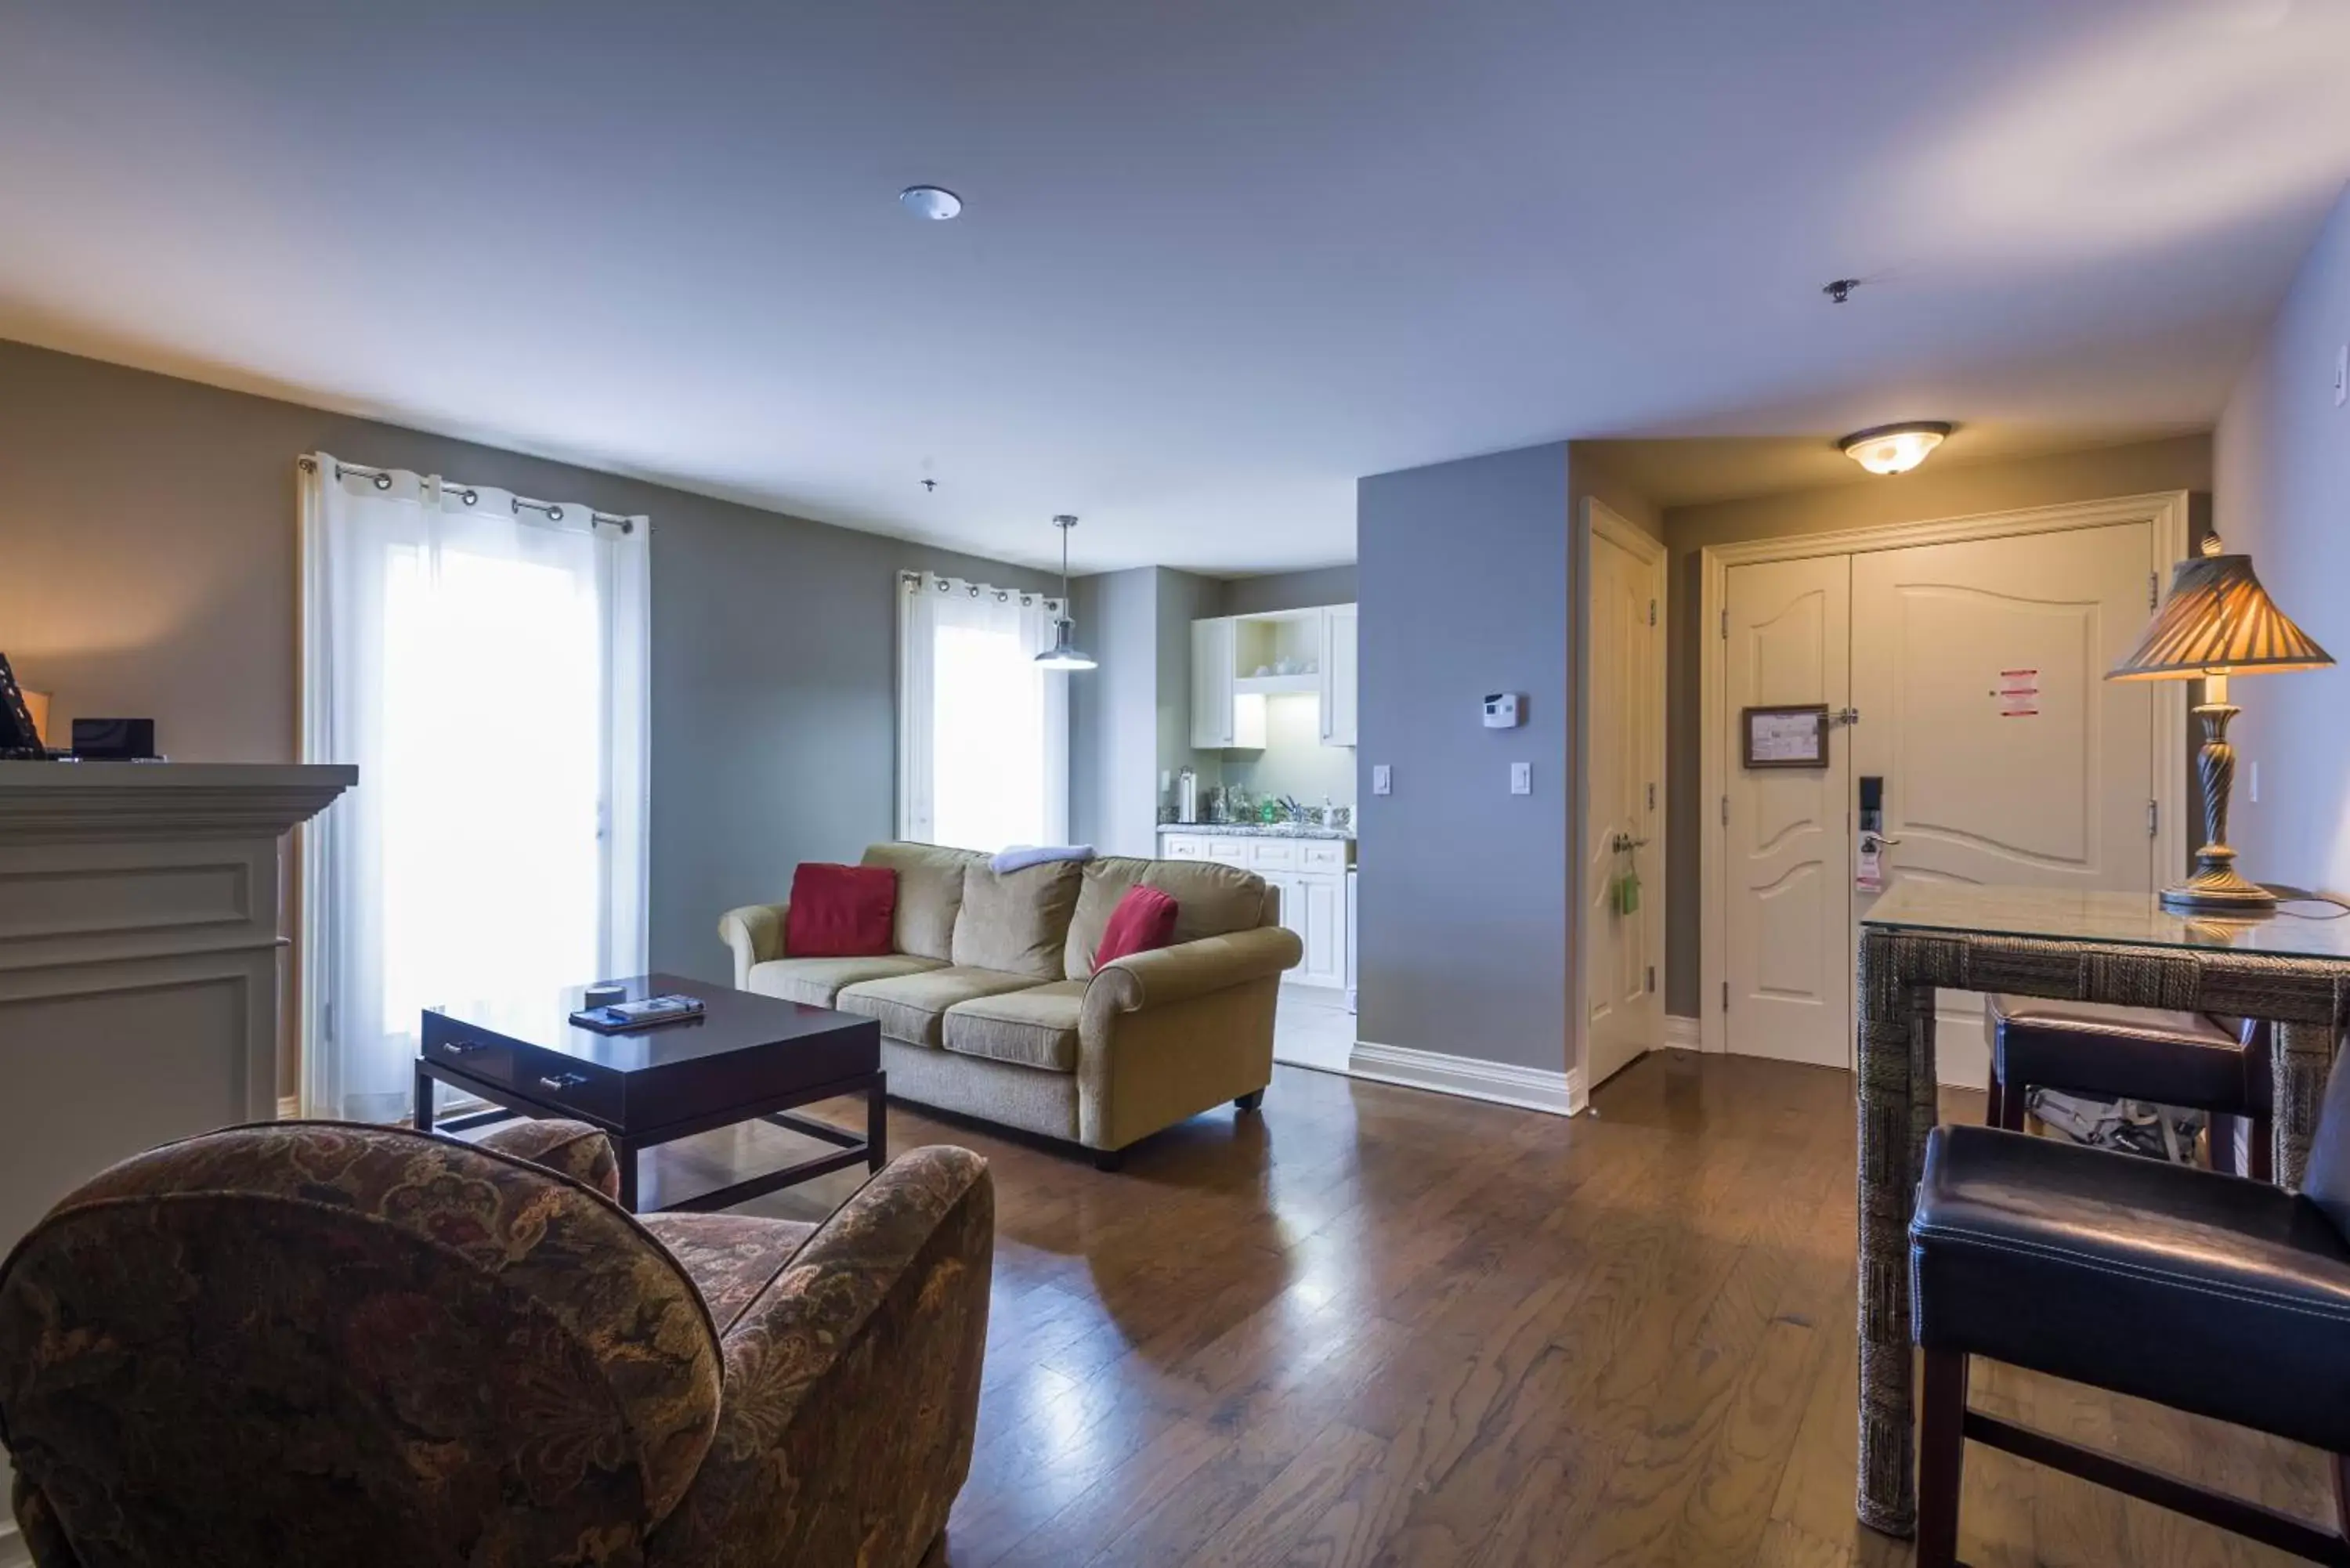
[
  {"left": 786, "top": 863, "right": 896, "bottom": 958},
  {"left": 1094, "top": 885, "right": 1179, "bottom": 968}
]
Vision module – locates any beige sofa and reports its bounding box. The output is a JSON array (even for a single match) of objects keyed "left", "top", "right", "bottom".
[{"left": 719, "top": 843, "right": 1302, "bottom": 1168}]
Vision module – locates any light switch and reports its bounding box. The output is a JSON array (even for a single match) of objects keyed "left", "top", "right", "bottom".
[
  {"left": 1372, "top": 764, "right": 1392, "bottom": 796},
  {"left": 1510, "top": 762, "right": 1531, "bottom": 795}
]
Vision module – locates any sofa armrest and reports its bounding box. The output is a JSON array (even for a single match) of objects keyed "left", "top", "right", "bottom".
[
  {"left": 1085, "top": 925, "right": 1303, "bottom": 1016},
  {"left": 470, "top": 1118, "right": 621, "bottom": 1202},
  {"left": 716, "top": 901, "right": 789, "bottom": 988},
  {"left": 648, "top": 1147, "right": 992, "bottom": 1568}
]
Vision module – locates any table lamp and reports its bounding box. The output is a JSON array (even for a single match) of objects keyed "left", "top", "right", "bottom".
[{"left": 2107, "top": 533, "right": 2334, "bottom": 914}]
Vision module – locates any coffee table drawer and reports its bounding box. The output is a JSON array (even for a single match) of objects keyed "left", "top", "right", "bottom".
[
  {"left": 512, "top": 1048, "right": 625, "bottom": 1125},
  {"left": 421, "top": 1028, "right": 515, "bottom": 1087}
]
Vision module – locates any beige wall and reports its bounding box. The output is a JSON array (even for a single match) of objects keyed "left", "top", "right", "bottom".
[
  {"left": 1658, "top": 434, "right": 2214, "bottom": 1017},
  {"left": 2214, "top": 182, "right": 2350, "bottom": 898},
  {"left": 0, "top": 340, "right": 1059, "bottom": 1094}
]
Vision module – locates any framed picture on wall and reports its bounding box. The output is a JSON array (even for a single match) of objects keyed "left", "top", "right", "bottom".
[{"left": 1741, "top": 703, "right": 1828, "bottom": 769}]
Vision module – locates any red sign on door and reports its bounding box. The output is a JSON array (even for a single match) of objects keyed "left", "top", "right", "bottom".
[{"left": 1996, "top": 668, "right": 2039, "bottom": 718}]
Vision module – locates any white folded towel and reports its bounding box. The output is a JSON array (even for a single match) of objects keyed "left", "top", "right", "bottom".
[{"left": 990, "top": 844, "right": 1096, "bottom": 874}]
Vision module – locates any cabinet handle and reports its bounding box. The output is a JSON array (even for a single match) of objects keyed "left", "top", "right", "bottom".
[{"left": 537, "top": 1072, "right": 588, "bottom": 1092}]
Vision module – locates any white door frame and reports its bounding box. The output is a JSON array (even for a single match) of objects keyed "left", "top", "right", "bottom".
[
  {"left": 1574, "top": 498, "right": 1668, "bottom": 1104},
  {"left": 1697, "top": 491, "right": 2191, "bottom": 1057}
]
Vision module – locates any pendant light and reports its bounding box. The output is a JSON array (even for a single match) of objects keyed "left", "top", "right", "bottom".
[{"left": 1036, "top": 515, "right": 1097, "bottom": 670}]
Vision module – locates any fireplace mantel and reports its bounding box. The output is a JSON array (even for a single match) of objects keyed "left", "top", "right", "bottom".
[{"left": 0, "top": 761, "right": 354, "bottom": 1562}]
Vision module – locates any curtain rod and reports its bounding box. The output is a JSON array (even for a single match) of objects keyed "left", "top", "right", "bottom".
[{"left": 304, "top": 456, "right": 639, "bottom": 534}]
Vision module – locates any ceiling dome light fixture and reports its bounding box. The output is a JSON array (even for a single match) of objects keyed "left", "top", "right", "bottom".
[
  {"left": 1036, "top": 515, "right": 1097, "bottom": 671},
  {"left": 1838, "top": 421, "right": 1953, "bottom": 476},
  {"left": 899, "top": 185, "right": 962, "bottom": 221}
]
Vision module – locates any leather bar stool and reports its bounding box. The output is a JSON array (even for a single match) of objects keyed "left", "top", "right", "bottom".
[
  {"left": 1985, "top": 995, "right": 2272, "bottom": 1179},
  {"left": 1909, "top": 1042, "right": 2350, "bottom": 1566}
]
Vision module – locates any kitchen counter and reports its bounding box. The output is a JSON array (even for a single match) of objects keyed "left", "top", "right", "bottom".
[{"left": 1158, "top": 822, "right": 1354, "bottom": 841}]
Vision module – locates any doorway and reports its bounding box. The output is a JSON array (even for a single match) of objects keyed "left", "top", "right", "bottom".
[
  {"left": 1578, "top": 500, "right": 1667, "bottom": 1093},
  {"left": 1700, "top": 494, "right": 2189, "bottom": 1086}
]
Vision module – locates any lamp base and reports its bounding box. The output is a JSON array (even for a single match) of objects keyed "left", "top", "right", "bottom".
[{"left": 2159, "top": 860, "right": 2276, "bottom": 916}]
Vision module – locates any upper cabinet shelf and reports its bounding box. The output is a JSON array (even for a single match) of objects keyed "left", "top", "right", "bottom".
[{"left": 1191, "top": 604, "right": 1358, "bottom": 750}]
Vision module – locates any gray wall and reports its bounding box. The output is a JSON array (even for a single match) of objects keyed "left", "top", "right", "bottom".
[
  {"left": 0, "top": 338, "right": 1058, "bottom": 1024},
  {"left": 1220, "top": 564, "right": 1358, "bottom": 616},
  {"left": 1655, "top": 434, "right": 2214, "bottom": 1017},
  {"left": 1358, "top": 443, "right": 1571, "bottom": 1073},
  {"left": 2214, "top": 181, "right": 2350, "bottom": 896},
  {"left": 1068, "top": 566, "right": 1166, "bottom": 857}
]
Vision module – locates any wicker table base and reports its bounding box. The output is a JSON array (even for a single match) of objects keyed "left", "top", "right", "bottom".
[{"left": 1853, "top": 919, "right": 2348, "bottom": 1537}]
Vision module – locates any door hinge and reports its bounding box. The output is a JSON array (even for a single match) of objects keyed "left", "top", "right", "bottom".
[
  {"left": 2149, "top": 571, "right": 2160, "bottom": 612},
  {"left": 1720, "top": 608, "right": 1730, "bottom": 639},
  {"left": 1648, "top": 598, "right": 1658, "bottom": 627},
  {"left": 2148, "top": 798, "right": 2158, "bottom": 837},
  {"left": 1720, "top": 794, "right": 1730, "bottom": 826},
  {"left": 1647, "top": 965, "right": 1657, "bottom": 993},
  {"left": 1721, "top": 980, "right": 1730, "bottom": 1013},
  {"left": 1647, "top": 781, "right": 1657, "bottom": 811}
]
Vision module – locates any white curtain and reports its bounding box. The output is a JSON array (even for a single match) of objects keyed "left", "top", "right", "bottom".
[
  {"left": 298, "top": 453, "right": 649, "bottom": 1122},
  {"left": 897, "top": 571, "right": 1068, "bottom": 851}
]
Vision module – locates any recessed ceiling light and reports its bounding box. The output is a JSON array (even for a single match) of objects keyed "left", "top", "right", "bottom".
[
  {"left": 1838, "top": 421, "right": 1953, "bottom": 475},
  {"left": 899, "top": 186, "right": 962, "bottom": 221}
]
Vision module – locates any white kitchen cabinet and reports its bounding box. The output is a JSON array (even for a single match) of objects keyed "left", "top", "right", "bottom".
[
  {"left": 1191, "top": 605, "right": 1358, "bottom": 751},
  {"left": 1190, "top": 617, "right": 1235, "bottom": 748},
  {"left": 1320, "top": 603, "right": 1358, "bottom": 747},
  {"left": 1189, "top": 617, "right": 1266, "bottom": 748},
  {"left": 1156, "top": 831, "right": 1351, "bottom": 991}
]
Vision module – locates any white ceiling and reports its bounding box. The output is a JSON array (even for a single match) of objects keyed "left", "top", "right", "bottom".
[{"left": 2, "top": 0, "right": 2346, "bottom": 573}]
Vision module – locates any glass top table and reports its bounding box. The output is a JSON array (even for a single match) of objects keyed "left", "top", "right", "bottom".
[
  {"left": 1849, "top": 880, "right": 2350, "bottom": 1539},
  {"left": 1860, "top": 880, "right": 2350, "bottom": 961}
]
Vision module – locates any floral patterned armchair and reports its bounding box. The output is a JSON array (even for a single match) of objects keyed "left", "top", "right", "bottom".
[{"left": 0, "top": 1118, "right": 992, "bottom": 1568}]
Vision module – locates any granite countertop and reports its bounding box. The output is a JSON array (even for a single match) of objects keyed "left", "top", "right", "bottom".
[{"left": 1157, "top": 822, "right": 1354, "bottom": 841}]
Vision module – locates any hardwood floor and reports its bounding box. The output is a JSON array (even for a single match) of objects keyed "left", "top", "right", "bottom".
[{"left": 636, "top": 1049, "right": 2335, "bottom": 1567}]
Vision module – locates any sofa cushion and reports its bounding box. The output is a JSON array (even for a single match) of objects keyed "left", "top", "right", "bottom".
[
  {"left": 860, "top": 842, "right": 983, "bottom": 961},
  {"left": 640, "top": 1212, "right": 819, "bottom": 1334},
  {"left": 943, "top": 981, "right": 1087, "bottom": 1074},
  {"left": 950, "top": 859, "right": 1083, "bottom": 979},
  {"left": 1065, "top": 856, "right": 1271, "bottom": 979},
  {"left": 837, "top": 966, "right": 1041, "bottom": 1047},
  {"left": 747, "top": 954, "right": 944, "bottom": 1009}
]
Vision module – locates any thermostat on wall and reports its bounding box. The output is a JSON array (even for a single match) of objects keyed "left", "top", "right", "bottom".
[{"left": 1482, "top": 692, "right": 1524, "bottom": 728}]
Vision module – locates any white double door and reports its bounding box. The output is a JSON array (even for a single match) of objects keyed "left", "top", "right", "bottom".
[{"left": 1723, "top": 522, "right": 2164, "bottom": 1082}]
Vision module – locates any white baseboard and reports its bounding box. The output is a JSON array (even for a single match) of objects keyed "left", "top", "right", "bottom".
[
  {"left": 1664, "top": 1014, "right": 1701, "bottom": 1050},
  {"left": 1347, "top": 1039, "right": 1578, "bottom": 1118}
]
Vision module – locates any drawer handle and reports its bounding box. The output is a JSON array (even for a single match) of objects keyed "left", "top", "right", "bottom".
[
  {"left": 437, "top": 1039, "right": 482, "bottom": 1056},
  {"left": 537, "top": 1073, "right": 588, "bottom": 1092}
]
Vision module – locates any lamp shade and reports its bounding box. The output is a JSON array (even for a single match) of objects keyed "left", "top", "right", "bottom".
[{"left": 2107, "top": 539, "right": 2333, "bottom": 681}]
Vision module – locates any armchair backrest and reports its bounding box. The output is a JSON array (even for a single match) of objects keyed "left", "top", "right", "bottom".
[{"left": 0, "top": 1122, "right": 722, "bottom": 1567}]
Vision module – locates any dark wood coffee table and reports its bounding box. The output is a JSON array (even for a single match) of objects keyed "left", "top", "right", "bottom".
[{"left": 415, "top": 973, "right": 883, "bottom": 1212}]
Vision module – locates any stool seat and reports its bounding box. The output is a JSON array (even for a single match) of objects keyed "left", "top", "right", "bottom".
[
  {"left": 1913, "top": 1122, "right": 2350, "bottom": 1455},
  {"left": 1989, "top": 995, "right": 2255, "bottom": 1110}
]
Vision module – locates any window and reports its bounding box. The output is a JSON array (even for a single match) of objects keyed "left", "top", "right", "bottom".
[
  {"left": 897, "top": 573, "right": 1069, "bottom": 851},
  {"left": 299, "top": 455, "right": 649, "bottom": 1121}
]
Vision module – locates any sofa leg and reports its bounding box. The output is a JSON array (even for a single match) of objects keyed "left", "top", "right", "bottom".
[
  {"left": 1235, "top": 1089, "right": 1264, "bottom": 1113},
  {"left": 1094, "top": 1148, "right": 1125, "bottom": 1173},
  {"left": 1917, "top": 1347, "right": 1969, "bottom": 1568}
]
